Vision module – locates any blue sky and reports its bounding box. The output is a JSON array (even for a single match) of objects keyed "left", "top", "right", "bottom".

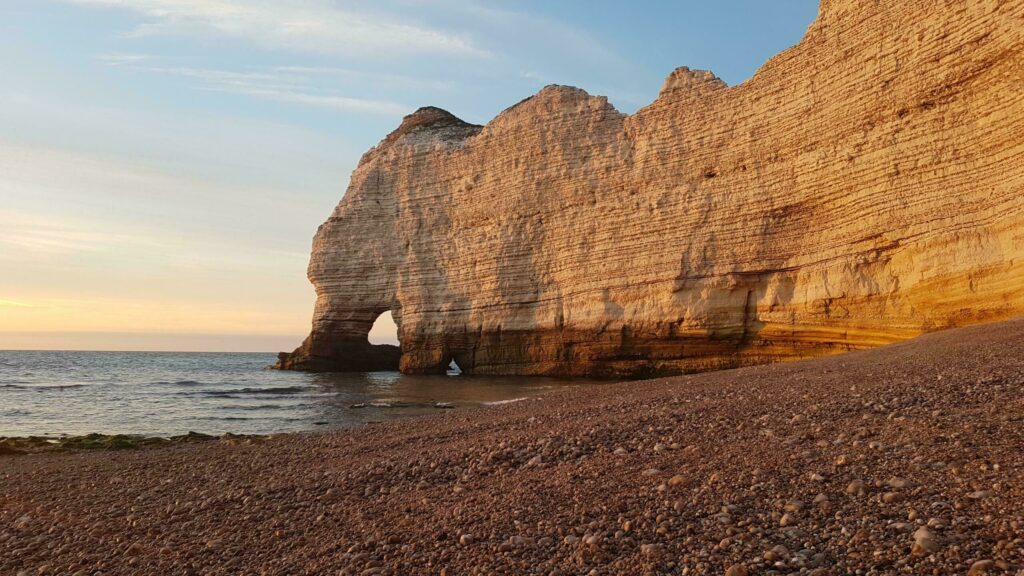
[{"left": 0, "top": 0, "right": 818, "bottom": 351}]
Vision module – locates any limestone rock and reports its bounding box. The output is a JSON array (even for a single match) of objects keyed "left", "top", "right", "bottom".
[{"left": 278, "top": 0, "right": 1024, "bottom": 376}]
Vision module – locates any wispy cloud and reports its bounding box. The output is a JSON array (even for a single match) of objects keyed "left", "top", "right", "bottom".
[
  {"left": 98, "top": 57, "right": 412, "bottom": 115},
  {"left": 94, "top": 52, "right": 152, "bottom": 66},
  {"left": 0, "top": 299, "right": 35, "bottom": 308},
  {"left": 64, "top": 0, "right": 490, "bottom": 58},
  {"left": 0, "top": 140, "right": 320, "bottom": 337},
  {"left": 202, "top": 86, "right": 410, "bottom": 115},
  {"left": 0, "top": 139, "right": 333, "bottom": 268},
  {"left": 273, "top": 66, "right": 453, "bottom": 93},
  {"left": 0, "top": 211, "right": 165, "bottom": 259},
  {"left": 405, "top": 0, "right": 652, "bottom": 108}
]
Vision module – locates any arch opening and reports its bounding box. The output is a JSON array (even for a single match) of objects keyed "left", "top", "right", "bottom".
[
  {"left": 367, "top": 311, "right": 400, "bottom": 346},
  {"left": 447, "top": 358, "right": 462, "bottom": 376}
]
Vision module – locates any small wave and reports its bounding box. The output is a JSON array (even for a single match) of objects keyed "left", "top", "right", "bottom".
[
  {"left": 239, "top": 386, "right": 310, "bottom": 395},
  {"left": 152, "top": 380, "right": 206, "bottom": 387},
  {"left": 202, "top": 416, "right": 254, "bottom": 421},
  {"left": 483, "top": 397, "right": 528, "bottom": 406},
  {"left": 193, "top": 391, "right": 240, "bottom": 398},
  {"left": 234, "top": 403, "right": 297, "bottom": 411},
  {"left": 350, "top": 401, "right": 423, "bottom": 409},
  {"left": 201, "top": 415, "right": 307, "bottom": 422},
  {"left": 2, "top": 383, "right": 86, "bottom": 391},
  {"left": 41, "top": 384, "right": 87, "bottom": 390},
  {"left": 188, "top": 386, "right": 311, "bottom": 397}
]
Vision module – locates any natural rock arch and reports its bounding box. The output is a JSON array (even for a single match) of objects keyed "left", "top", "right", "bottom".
[
  {"left": 276, "top": 303, "right": 402, "bottom": 372},
  {"left": 278, "top": 0, "right": 1024, "bottom": 376}
]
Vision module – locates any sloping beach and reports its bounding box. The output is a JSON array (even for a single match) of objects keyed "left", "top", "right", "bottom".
[{"left": 2, "top": 319, "right": 1022, "bottom": 575}]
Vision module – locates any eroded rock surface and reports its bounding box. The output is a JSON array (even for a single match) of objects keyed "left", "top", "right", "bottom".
[{"left": 279, "top": 0, "right": 1024, "bottom": 375}]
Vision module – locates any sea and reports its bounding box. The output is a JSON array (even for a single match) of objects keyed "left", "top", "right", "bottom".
[{"left": 0, "top": 351, "right": 599, "bottom": 437}]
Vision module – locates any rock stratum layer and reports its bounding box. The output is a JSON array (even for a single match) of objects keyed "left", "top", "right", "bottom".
[{"left": 278, "top": 0, "right": 1024, "bottom": 376}]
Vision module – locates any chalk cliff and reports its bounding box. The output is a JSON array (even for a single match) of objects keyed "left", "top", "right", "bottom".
[{"left": 278, "top": 0, "right": 1024, "bottom": 376}]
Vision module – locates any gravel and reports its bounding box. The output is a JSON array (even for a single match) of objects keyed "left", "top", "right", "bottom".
[{"left": 2, "top": 318, "right": 1024, "bottom": 575}]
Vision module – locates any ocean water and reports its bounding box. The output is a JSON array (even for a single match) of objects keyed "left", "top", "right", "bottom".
[{"left": 0, "top": 351, "right": 599, "bottom": 437}]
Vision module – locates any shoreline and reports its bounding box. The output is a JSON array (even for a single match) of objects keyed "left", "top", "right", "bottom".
[
  {"left": 0, "top": 431, "right": 270, "bottom": 455},
  {"left": 0, "top": 358, "right": 611, "bottom": 441},
  {"left": 2, "top": 318, "right": 1023, "bottom": 574},
  {"left": 0, "top": 396, "right": 547, "bottom": 454}
]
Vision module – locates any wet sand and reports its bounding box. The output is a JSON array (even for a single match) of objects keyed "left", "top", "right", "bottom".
[{"left": 2, "top": 318, "right": 1023, "bottom": 575}]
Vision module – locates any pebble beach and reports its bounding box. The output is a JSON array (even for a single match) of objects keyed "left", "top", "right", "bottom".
[{"left": 2, "top": 318, "right": 1023, "bottom": 575}]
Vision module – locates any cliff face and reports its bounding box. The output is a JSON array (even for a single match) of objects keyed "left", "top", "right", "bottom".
[{"left": 278, "top": 0, "right": 1024, "bottom": 376}]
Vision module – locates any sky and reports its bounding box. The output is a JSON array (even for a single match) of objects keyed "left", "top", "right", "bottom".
[{"left": 0, "top": 0, "right": 819, "bottom": 352}]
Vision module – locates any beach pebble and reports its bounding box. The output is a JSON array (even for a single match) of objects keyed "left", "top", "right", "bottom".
[
  {"left": 724, "top": 564, "right": 748, "bottom": 576},
  {"left": 927, "top": 517, "right": 948, "bottom": 528},
  {"left": 846, "top": 479, "right": 866, "bottom": 496},
  {"left": 508, "top": 535, "right": 532, "bottom": 547},
  {"left": 764, "top": 544, "right": 790, "bottom": 561},
  {"left": 887, "top": 477, "right": 910, "bottom": 489},
  {"left": 911, "top": 526, "right": 942, "bottom": 555},
  {"left": 967, "top": 560, "right": 996, "bottom": 575},
  {"left": 640, "top": 543, "right": 663, "bottom": 556}
]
